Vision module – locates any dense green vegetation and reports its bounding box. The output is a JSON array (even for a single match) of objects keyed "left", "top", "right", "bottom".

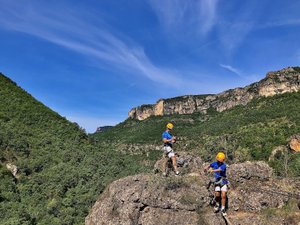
[
  {"left": 1, "top": 70, "right": 300, "bottom": 224},
  {"left": 92, "top": 92, "right": 300, "bottom": 177},
  {"left": 0, "top": 73, "right": 155, "bottom": 225}
]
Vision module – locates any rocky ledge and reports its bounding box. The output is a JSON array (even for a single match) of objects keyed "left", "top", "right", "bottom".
[
  {"left": 85, "top": 155, "right": 300, "bottom": 225},
  {"left": 129, "top": 67, "right": 300, "bottom": 120}
]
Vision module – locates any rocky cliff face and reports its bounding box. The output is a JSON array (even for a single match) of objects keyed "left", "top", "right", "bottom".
[
  {"left": 129, "top": 67, "right": 300, "bottom": 120},
  {"left": 86, "top": 154, "right": 300, "bottom": 225}
]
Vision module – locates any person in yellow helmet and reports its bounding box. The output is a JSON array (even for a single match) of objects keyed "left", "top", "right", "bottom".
[
  {"left": 162, "top": 123, "right": 179, "bottom": 176},
  {"left": 204, "top": 152, "right": 228, "bottom": 216}
]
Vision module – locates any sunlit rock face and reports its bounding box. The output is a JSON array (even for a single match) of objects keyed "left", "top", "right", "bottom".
[{"left": 128, "top": 67, "right": 300, "bottom": 120}]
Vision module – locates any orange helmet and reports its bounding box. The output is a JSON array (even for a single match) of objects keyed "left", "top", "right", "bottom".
[
  {"left": 166, "top": 123, "right": 174, "bottom": 130},
  {"left": 216, "top": 152, "right": 225, "bottom": 162}
]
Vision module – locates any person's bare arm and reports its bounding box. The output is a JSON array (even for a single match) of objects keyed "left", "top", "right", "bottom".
[
  {"left": 204, "top": 165, "right": 211, "bottom": 173},
  {"left": 163, "top": 138, "right": 171, "bottom": 143}
]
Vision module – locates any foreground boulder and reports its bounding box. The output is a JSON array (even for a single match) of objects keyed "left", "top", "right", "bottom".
[{"left": 86, "top": 159, "right": 300, "bottom": 225}]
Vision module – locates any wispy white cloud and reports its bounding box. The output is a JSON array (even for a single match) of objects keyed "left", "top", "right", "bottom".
[
  {"left": 259, "top": 19, "right": 300, "bottom": 28},
  {"left": 149, "top": 0, "right": 219, "bottom": 36},
  {"left": 219, "top": 64, "right": 261, "bottom": 83},
  {"left": 199, "top": 0, "right": 219, "bottom": 35},
  {"left": 219, "top": 64, "right": 242, "bottom": 77},
  {"left": 148, "top": 0, "right": 188, "bottom": 29},
  {"left": 216, "top": 1, "right": 265, "bottom": 53},
  {"left": 0, "top": 2, "right": 194, "bottom": 88},
  {"left": 218, "top": 21, "right": 255, "bottom": 52}
]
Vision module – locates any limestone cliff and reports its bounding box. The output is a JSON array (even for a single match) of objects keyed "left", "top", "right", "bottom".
[
  {"left": 129, "top": 67, "right": 300, "bottom": 120},
  {"left": 85, "top": 154, "right": 300, "bottom": 225}
]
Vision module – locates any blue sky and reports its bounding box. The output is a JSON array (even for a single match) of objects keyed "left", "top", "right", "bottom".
[{"left": 0, "top": 0, "right": 300, "bottom": 133}]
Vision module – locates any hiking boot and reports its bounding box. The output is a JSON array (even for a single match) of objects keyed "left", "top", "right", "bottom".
[
  {"left": 214, "top": 203, "right": 220, "bottom": 213},
  {"left": 221, "top": 208, "right": 227, "bottom": 216}
]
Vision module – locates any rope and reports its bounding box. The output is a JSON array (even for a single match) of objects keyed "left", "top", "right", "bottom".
[{"left": 223, "top": 215, "right": 233, "bottom": 225}]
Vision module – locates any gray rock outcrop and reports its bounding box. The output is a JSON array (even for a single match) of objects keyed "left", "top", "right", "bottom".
[
  {"left": 86, "top": 157, "right": 300, "bottom": 225},
  {"left": 129, "top": 67, "right": 300, "bottom": 120}
]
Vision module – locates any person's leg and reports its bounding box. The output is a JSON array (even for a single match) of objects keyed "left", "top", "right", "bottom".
[
  {"left": 162, "top": 146, "right": 171, "bottom": 175},
  {"left": 221, "top": 191, "right": 226, "bottom": 209},
  {"left": 171, "top": 155, "right": 178, "bottom": 173},
  {"left": 220, "top": 185, "right": 228, "bottom": 215},
  {"left": 215, "top": 191, "right": 221, "bottom": 204},
  {"left": 214, "top": 187, "right": 221, "bottom": 212},
  {"left": 162, "top": 156, "right": 169, "bottom": 175}
]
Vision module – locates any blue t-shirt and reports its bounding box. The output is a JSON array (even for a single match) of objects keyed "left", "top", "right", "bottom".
[
  {"left": 210, "top": 161, "right": 227, "bottom": 181},
  {"left": 162, "top": 131, "right": 172, "bottom": 146}
]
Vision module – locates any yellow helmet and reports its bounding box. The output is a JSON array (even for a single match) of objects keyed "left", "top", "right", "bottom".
[
  {"left": 166, "top": 123, "right": 174, "bottom": 130},
  {"left": 216, "top": 152, "right": 225, "bottom": 162}
]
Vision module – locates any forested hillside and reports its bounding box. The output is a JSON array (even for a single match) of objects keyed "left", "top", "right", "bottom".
[
  {"left": 1, "top": 70, "right": 300, "bottom": 224},
  {"left": 0, "top": 73, "right": 152, "bottom": 225},
  {"left": 92, "top": 91, "right": 300, "bottom": 177}
]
